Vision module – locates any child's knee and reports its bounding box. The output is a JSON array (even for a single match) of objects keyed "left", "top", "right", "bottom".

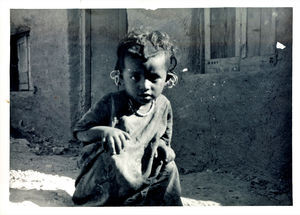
[{"left": 164, "top": 161, "right": 178, "bottom": 174}]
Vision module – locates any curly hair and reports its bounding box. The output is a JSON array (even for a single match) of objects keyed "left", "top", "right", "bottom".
[{"left": 114, "top": 29, "right": 178, "bottom": 75}]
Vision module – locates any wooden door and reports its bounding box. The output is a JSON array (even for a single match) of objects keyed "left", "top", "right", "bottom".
[{"left": 90, "top": 9, "right": 127, "bottom": 104}]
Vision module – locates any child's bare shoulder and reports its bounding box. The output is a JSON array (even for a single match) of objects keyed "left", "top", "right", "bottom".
[{"left": 95, "top": 90, "right": 126, "bottom": 104}]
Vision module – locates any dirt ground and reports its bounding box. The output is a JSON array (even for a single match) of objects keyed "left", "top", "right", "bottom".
[{"left": 9, "top": 137, "right": 292, "bottom": 207}]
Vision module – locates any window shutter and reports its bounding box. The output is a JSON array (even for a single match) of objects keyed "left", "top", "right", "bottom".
[
  {"left": 204, "top": 8, "right": 277, "bottom": 74},
  {"left": 17, "top": 35, "right": 30, "bottom": 91}
]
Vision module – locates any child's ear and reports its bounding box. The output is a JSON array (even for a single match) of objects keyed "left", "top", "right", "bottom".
[
  {"left": 165, "top": 72, "right": 178, "bottom": 88},
  {"left": 168, "top": 55, "right": 177, "bottom": 73},
  {"left": 110, "top": 70, "right": 122, "bottom": 87}
]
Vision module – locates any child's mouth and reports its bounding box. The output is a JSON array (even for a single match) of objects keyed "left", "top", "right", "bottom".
[
  {"left": 138, "top": 93, "right": 153, "bottom": 102},
  {"left": 139, "top": 93, "right": 152, "bottom": 99}
]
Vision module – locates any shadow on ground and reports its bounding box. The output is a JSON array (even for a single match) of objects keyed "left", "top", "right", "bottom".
[
  {"left": 180, "top": 170, "right": 292, "bottom": 206},
  {"left": 9, "top": 137, "right": 292, "bottom": 206}
]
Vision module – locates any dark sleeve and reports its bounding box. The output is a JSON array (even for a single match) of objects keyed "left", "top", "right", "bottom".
[
  {"left": 73, "top": 94, "right": 112, "bottom": 139},
  {"left": 160, "top": 101, "right": 173, "bottom": 147}
]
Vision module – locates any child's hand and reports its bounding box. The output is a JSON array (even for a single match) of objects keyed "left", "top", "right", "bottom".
[
  {"left": 155, "top": 142, "right": 175, "bottom": 163},
  {"left": 98, "top": 126, "right": 131, "bottom": 155}
]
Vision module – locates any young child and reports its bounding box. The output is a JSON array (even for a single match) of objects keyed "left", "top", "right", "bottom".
[{"left": 72, "top": 30, "right": 183, "bottom": 206}]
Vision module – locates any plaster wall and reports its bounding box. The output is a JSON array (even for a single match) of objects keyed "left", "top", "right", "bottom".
[
  {"left": 10, "top": 9, "right": 72, "bottom": 144},
  {"left": 9, "top": 9, "right": 292, "bottom": 183},
  {"left": 127, "top": 8, "right": 292, "bottom": 181}
]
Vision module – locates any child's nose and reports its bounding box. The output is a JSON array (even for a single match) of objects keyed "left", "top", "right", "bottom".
[{"left": 139, "top": 78, "right": 152, "bottom": 91}]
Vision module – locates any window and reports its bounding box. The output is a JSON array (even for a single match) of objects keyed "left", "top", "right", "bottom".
[
  {"left": 204, "top": 8, "right": 277, "bottom": 73},
  {"left": 10, "top": 31, "right": 32, "bottom": 91}
]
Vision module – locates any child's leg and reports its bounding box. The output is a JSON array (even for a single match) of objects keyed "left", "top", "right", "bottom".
[{"left": 143, "top": 161, "right": 183, "bottom": 206}]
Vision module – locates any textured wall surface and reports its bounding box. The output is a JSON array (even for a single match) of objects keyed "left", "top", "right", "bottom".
[
  {"left": 128, "top": 8, "right": 292, "bottom": 182},
  {"left": 10, "top": 9, "right": 72, "bottom": 144},
  {"left": 66, "top": 10, "right": 83, "bottom": 138},
  {"left": 168, "top": 56, "right": 292, "bottom": 179},
  {"left": 127, "top": 8, "right": 199, "bottom": 74},
  {"left": 10, "top": 9, "right": 292, "bottom": 184}
]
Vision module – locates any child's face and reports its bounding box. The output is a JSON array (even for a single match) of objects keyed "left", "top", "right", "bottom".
[{"left": 122, "top": 52, "right": 168, "bottom": 105}]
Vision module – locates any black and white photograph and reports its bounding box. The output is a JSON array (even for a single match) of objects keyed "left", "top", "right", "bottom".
[{"left": 0, "top": 1, "right": 298, "bottom": 214}]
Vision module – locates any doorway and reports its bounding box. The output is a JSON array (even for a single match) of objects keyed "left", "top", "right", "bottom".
[{"left": 81, "top": 9, "right": 127, "bottom": 109}]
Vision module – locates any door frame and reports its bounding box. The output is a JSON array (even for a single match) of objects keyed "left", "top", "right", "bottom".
[{"left": 78, "top": 9, "right": 92, "bottom": 113}]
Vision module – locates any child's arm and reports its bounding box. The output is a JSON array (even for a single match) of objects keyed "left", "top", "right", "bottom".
[
  {"left": 74, "top": 94, "right": 131, "bottom": 155},
  {"left": 76, "top": 126, "right": 131, "bottom": 155},
  {"left": 156, "top": 140, "right": 176, "bottom": 163}
]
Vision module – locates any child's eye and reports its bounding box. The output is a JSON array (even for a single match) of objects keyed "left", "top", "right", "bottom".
[
  {"left": 149, "top": 77, "right": 158, "bottom": 83},
  {"left": 147, "top": 74, "right": 161, "bottom": 83},
  {"left": 130, "top": 74, "right": 140, "bottom": 81}
]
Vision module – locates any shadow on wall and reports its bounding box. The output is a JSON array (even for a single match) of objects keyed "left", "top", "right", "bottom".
[{"left": 167, "top": 48, "right": 292, "bottom": 181}]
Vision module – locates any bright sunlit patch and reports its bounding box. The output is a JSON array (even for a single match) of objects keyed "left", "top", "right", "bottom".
[
  {"left": 144, "top": 7, "right": 158, "bottom": 10},
  {"left": 9, "top": 170, "right": 75, "bottom": 196},
  {"left": 9, "top": 200, "right": 39, "bottom": 207},
  {"left": 181, "top": 196, "right": 221, "bottom": 206},
  {"left": 276, "top": 42, "right": 286, "bottom": 50},
  {"left": 182, "top": 68, "right": 188, "bottom": 72},
  {"left": 10, "top": 170, "right": 222, "bottom": 207}
]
